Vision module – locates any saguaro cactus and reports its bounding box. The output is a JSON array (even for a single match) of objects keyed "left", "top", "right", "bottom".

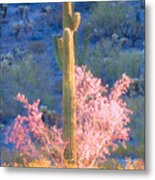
[{"left": 53, "top": 2, "right": 80, "bottom": 167}]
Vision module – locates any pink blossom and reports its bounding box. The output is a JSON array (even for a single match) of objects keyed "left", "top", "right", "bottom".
[
  {"left": 6, "top": 93, "right": 66, "bottom": 167},
  {"left": 75, "top": 65, "right": 133, "bottom": 168}
]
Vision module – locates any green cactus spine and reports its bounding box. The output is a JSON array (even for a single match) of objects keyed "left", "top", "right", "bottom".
[{"left": 53, "top": 36, "right": 63, "bottom": 71}]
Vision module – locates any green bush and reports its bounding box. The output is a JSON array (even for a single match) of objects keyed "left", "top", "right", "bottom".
[
  {"left": 86, "top": 39, "right": 144, "bottom": 85},
  {"left": 103, "top": 50, "right": 144, "bottom": 83},
  {"left": 87, "top": 1, "right": 144, "bottom": 48},
  {"left": 115, "top": 96, "right": 144, "bottom": 158},
  {"left": 0, "top": 55, "right": 61, "bottom": 122},
  {"left": 90, "top": 2, "right": 132, "bottom": 36},
  {"left": 28, "top": 41, "right": 45, "bottom": 54}
]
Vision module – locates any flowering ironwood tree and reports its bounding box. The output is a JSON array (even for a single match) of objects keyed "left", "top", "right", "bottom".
[
  {"left": 5, "top": 93, "right": 66, "bottom": 168},
  {"left": 5, "top": 65, "right": 133, "bottom": 168},
  {"left": 75, "top": 65, "right": 133, "bottom": 168}
]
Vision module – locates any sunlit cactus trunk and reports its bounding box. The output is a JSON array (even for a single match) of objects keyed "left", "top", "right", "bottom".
[
  {"left": 53, "top": 2, "right": 80, "bottom": 167},
  {"left": 62, "top": 27, "right": 77, "bottom": 167}
]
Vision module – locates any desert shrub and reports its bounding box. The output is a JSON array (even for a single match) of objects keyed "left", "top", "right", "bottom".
[
  {"left": 87, "top": 1, "right": 144, "bottom": 48},
  {"left": 18, "top": 5, "right": 30, "bottom": 21},
  {"left": 86, "top": 42, "right": 144, "bottom": 85},
  {"left": 114, "top": 95, "right": 144, "bottom": 159},
  {"left": 12, "top": 22, "right": 23, "bottom": 39},
  {"left": 42, "top": 5, "right": 52, "bottom": 26},
  {"left": 83, "top": 37, "right": 121, "bottom": 80},
  {"left": 0, "top": 52, "right": 14, "bottom": 65},
  {"left": 103, "top": 50, "right": 144, "bottom": 83},
  {"left": 90, "top": 1, "right": 132, "bottom": 37},
  {"left": 0, "top": 4, "right": 8, "bottom": 19},
  {"left": 13, "top": 46, "right": 26, "bottom": 61},
  {"left": 97, "top": 158, "right": 124, "bottom": 170},
  {"left": 98, "top": 157, "right": 144, "bottom": 170},
  {"left": 0, "top": 55, "right": 60, "bottom": 121},
  {"left": 126, "top": 96, "right": 144, "bottom": 157},
  {"left": 28, "top": 41, "right": 45, "bottom": 54},
  {"left": 0, "top": 148, "right": 25, "bottom": 167},
  {"left": 41, "top": 4, "right": 62, "bottom": 28}
]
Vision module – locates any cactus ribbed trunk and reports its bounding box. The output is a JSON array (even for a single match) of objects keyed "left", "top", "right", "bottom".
[
  {"left": 53, "top": 2, "right": 80, "bottom": 168},
  {"left": 62, "top": 2, "right": 77, "bottom": 168},
  {"left": 63, "top": 28, "right": 76, "bottom": 167}
]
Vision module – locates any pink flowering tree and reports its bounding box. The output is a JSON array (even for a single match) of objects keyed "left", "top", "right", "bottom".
[
  {"left": 5, "top": 65, "right": 133, "bottom": 168},
  {"left": 5, "top": 93, "right": 66, "bottom": 167},
  {"left": 75, "top": 65, "right": 133, "bottom": 168}
]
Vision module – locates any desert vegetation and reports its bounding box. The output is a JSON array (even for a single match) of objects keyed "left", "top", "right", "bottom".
[{"left": 0, "top": 1, "right": 145, "bottom": 169}]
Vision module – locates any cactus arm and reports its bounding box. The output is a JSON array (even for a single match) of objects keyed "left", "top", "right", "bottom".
[
  {"left": 57, "top": 37, "right": 64, "bottom": 62},
  {"left": 74, "top": 31, "right": 79, "bottom": 64},
  {"left": 72, "top": 12, "right": 81, "bottom": 32},
  {"left": 52, "top": 36, "right": 63, "bottom": 71}
]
